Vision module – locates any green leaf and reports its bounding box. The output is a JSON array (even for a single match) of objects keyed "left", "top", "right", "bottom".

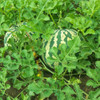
[
  {"left": 40, "top": 90, "right": 53, "bottom": 99},
  {"left": 50, "top": 47, "right": 58, "bottom": 58},
  {"left": 89, "top": 88, "right": 100, "bottom": 99},
  {"left": 12, "top": 53, "right": 20, "bottom": 61},
  {"left": 22, "top": 67, "right": 34, "bottom": 78},
  {"left": 23, "top": 12, "right": 33, "bottom": 20},
  {"left": 21, "top": 93, "right": 29, "bottom": 100},
  {"left": 62, "top": 86, "right": 75, "bottom": 94},
  {"left": 2, "top": 23, "right": 9, "bottom": 31},
  {"left": 66, "top": 36, "right": 80, "bottom": 57},
  {"left": 55, "top": 65, "right": 64, "bottom": 75},
  {"left": 95, "top": 51, "right": 100, "bottom": 59},
  {"left": 86, "top": 68, "right": 100, "bottom": 82},
  {"left": 6, "top": 84, "right": 10, "bottom": 89},
  {"left": 55, "top": 91, "right": 65, "bottom": 100},
  {"left": 16, "top": 0, "right": 22, "bottom": 9},
  {"left": 36, "top": 0, "right": 50, "bottom": 20},
  {"left": 46, "top": 78, "right": 56, "bottom": 85},
  {"left": 64, "top": 55, "right": 77, "bottom": 61},
  {"left": 0, "top": 15, "right": 5, "bottom": 24},
  {"left": 13, "top": 98, "right": 18, "bottom": 100},
  {"left": 64, "top": 63, "right": 76, "bottom": 72},
  {"left": 47, "top": 47, "right": 60, "bottom": 63},
  {"left": 28, "top": 81, "right": 43, "bottom": 94},
  {"left": 29, "top": 91, "right": 35, "bottom": 96},
  {"left": 43, "top": 15, "right": 50, "bottom": 21},
  {"left": 0, "top": 98, "right": 3, "bottom": 100},
  {"left": 0, "top": 47, "right": 8, "bottom": 57},
  {"left": 62, "top": 86, "right": 75, "bottom": 100},
  {"left": 14, "top": 80, "right": 27, "bottom": 90},
  {"left": 98, "top": 35, "right": 100, "bottom": 44},
  {"left": 86, "top": 79, "right": 99, "bottom": 88},
  {"left": 85, "top": 29, "right": 95, "bottom": 35},
  {"left": 65, "top": 17, "right": 74, "bottom": 24},
  {"left": 51, "top": 9, "right": 58, "bottom": 14},
  {"left": 29, "top": 2, "right": 37, "bottom": 9},
  {"left": 7, "top": 97, "right": 11, "bottom": 100},
  {"left": 74, "top": 84, "right": 83, "bottom": 100},
  {"left": 96, "top": 61, "right": 100, "bottom": 68}
]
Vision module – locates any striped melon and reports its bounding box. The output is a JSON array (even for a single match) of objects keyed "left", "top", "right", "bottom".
[
  {"left": 4, "top": 26, "right": 18, "bottom": 47},
  {"left": 42, "top": 29, "right": 77, "bottom": 68},
  {"left": 4, "top": 22, "right": 33, "bottom": 47}
]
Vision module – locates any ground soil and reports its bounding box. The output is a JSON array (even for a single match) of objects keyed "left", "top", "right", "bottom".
[{"left": 3, "top": 75, "right": 93, "bottom": 100}]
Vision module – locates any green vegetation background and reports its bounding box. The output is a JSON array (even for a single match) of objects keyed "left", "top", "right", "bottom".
[{"left": 0, "top": 0, "right": 100, "bottom": 100}]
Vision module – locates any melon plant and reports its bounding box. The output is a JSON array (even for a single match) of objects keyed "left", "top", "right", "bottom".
[
  {"left": 4, "top": 27, "right": 77, "bottom": 68},
  {"left": 0, "top": 0, "right": 100, "bottom": 99}
]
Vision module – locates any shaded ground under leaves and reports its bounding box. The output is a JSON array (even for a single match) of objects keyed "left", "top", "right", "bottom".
[{"left": 2, "top": 75, "right": 94, "bottom": 100}]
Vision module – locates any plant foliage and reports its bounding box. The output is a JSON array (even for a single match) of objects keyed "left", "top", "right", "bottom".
[{"left": 0, "top": 0, "right": 100, "bottom": 100}]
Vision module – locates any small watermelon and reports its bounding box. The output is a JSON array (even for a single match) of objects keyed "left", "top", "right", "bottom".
[
  {"left": 4, "top": 22, "right": 33, "bottom": 47},
  {"left": 42, "top": 29, "right": 77, "bottom": 68},
  {"left": 4, "top": 26, "right": 18, "bottom": 47}
]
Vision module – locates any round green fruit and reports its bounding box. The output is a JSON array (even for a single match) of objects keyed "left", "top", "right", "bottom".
[{"left": 42, "top": 29, "right": 77, "bottom": 68}]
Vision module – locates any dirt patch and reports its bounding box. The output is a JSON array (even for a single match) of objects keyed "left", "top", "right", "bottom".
[
  {"left": 80, "top": 75, "right": 94, "bottom": 93},
  {"left": 4, "top": 75, "right": 93, "bottom": 100},
  {"left": 6, "top": 87, "right": 22, "bottom": 98}
]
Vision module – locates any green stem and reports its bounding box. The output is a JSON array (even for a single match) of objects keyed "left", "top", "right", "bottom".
[
  {"left": 49, "top": 11, "right": 56, "bottom": 27},
  {"left": 18, "top": 9, "right": 21, "bottom": 23},
  {"left": 81, "top": 90, "right": 89, "bottom": 96},
  {"left": 65, "top": 72, "right": 86, "bottom": 76},
  {"left": 15, "top": 85, "right": 28, "bottom": 98},
  {"left": 39, "top": 58, "right": 54, "bottom": 74},
  {"left": 43, "top": 67, "right": 54, "bottom": 74},
  {"left": 61, "top": 69, "right": 67, "bottom": 77},
  {"left": 57, "top": 11, "right": 62, "bottom": 29},
  {"left": 63, "top": 77, "right": 69, "bottom": 83}
]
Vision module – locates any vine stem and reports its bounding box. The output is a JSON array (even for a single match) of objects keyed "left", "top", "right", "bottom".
[
  {"left": 26, "top": 32, "right": 32, "bottom": 40},
  {"left": 49, "top": 11, "right": 56, "bottom": 27},
  {"left": 18, "top": 9, "right": 21, "bottom": 23},
  {"left": 15, "top": 85, "right": 28, "bottom": 98},
  {"left": 61, "top": 69, "right": 67, "bottom": 77},
  {"left": 81, "top": 90, "right": 89, "bottom": 97},
  {"left": 65, "top": 72, "right": 86, "bottom": 76},
  {"left": 39, "top": 58, "right": 54, "bottom": 74},
  {"left": 63, "top": 77, "right": 69, "bottom": 83},
  {"left": 57, "top": 10, "right": 62, "bottom": 29}
]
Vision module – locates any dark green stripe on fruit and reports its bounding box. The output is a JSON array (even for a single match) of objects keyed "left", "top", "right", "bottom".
[
  {"left": 50, "top": 37, "right": 54, "bottom": 49},
  {"left": 57, "top": 30, "right": 61, "bottom": 48},
  {"left": 48, "top": 37, "right": 54, "bottom": 58}
]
